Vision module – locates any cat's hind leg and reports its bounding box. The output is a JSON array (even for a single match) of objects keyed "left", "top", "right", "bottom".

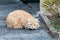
[{"left": 6, "top": 18, "right": 13, "bottom": 28}]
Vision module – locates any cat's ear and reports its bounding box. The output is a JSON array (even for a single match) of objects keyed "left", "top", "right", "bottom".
[{"left": 35, "top": 18, "right": 39, "bottom": 23}]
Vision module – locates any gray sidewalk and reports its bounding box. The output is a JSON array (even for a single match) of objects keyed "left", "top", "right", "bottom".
[{"left": 0, "top": 2, "right": 58, "bottom": 40}]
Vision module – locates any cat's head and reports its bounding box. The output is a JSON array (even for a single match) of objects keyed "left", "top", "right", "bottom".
[
  {"left": 25, "top": 18, "right": 40, "bottom": 29},
  {"left": 30, "top": 22, "right": 40, "bottom": 29}
]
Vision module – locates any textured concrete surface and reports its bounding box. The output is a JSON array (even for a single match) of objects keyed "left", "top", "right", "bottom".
[{"left": 0, "top": 1, "right": 58, "bottom": 40}]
